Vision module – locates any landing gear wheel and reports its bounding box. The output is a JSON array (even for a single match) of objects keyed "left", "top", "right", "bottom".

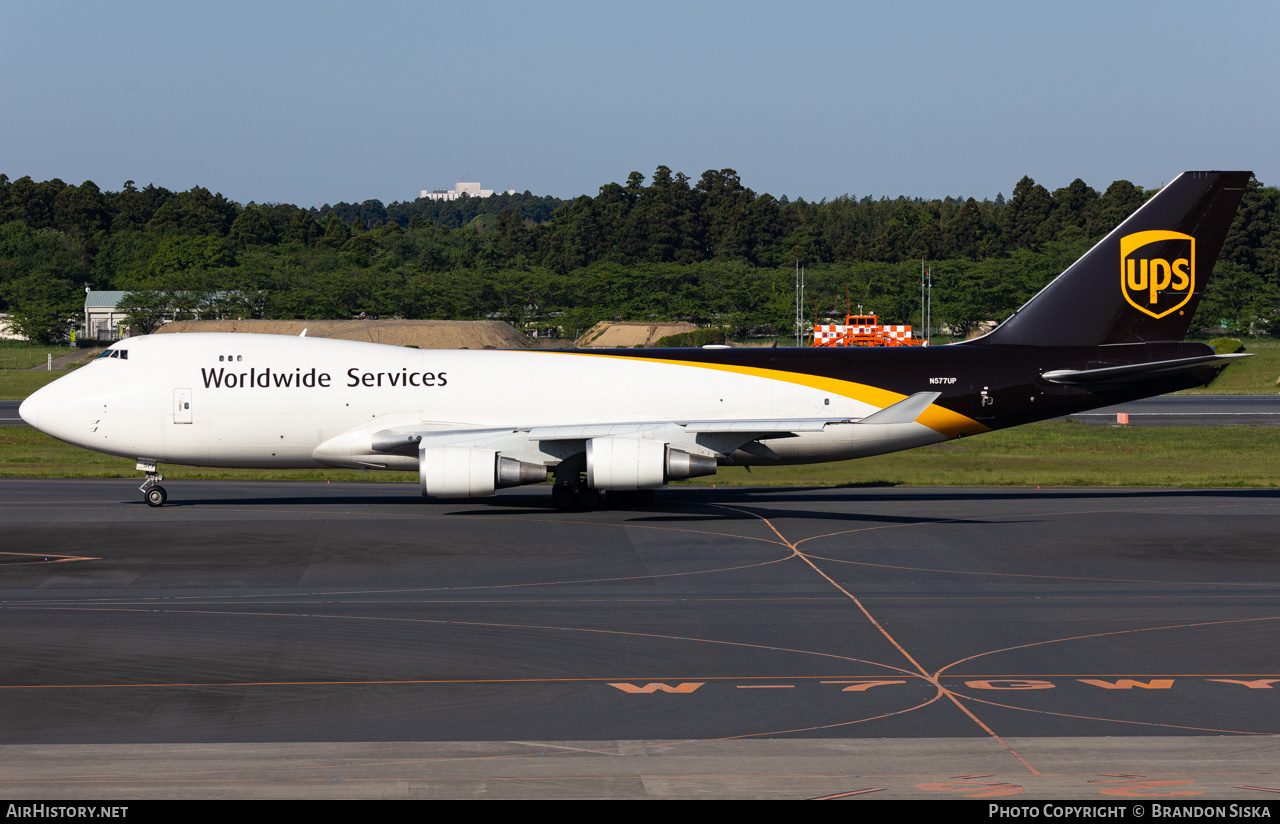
[
  {"left": 145, "top": 486, "right": 167, "bottom": 507},
  {"left": 553, "top": 486, "right": 576, "bottom": 510},
  {"left": 553, "top": 484, "right": 604, "bottom": 510}
]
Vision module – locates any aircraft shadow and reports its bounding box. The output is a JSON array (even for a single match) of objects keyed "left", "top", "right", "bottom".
[{"left": 116, "top": 484, "right": 1280, "bottom": 529}]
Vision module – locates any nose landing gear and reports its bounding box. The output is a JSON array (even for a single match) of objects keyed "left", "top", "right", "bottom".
[{"left": 137, "top": 458, "right": 167, "bottom": 507}]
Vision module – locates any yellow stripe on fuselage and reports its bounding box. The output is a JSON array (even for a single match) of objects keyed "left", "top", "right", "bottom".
[{"left": 552, "top": 351, "right": 989, "bottom": 439}]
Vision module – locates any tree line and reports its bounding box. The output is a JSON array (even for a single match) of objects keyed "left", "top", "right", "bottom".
[{"left": 1, "top": 168, "right": 1277, "bottom": 343}]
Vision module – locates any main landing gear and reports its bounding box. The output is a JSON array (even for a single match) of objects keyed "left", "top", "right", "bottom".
[
  {"left": 137, "top": 459, "right": 167, "bottom": 507},
  {"left": 550, "top": 466, "right": 655, "bottom": 510},
  {"left": 551, "top": 482, "right": 655, "bottom": 510}
]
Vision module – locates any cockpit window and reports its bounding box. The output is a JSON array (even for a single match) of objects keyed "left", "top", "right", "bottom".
[{"left": 95, "top": 349, "right": 129, "bottom": 360}]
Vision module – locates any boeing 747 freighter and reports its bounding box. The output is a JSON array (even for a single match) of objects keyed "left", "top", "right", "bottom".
[{"left": 20, "top": 172, "right": 1252, "bottom": 507}]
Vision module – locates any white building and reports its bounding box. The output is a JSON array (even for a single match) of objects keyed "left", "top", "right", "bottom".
[
  {"left": 419, "top": 182, "right": 516, "bottom": 202},
  {"left": 84, "top": 291, "right": 131, "bottom": 341},
  {"left": 0, "top": 314, "right": 28, "bottom": 341}
]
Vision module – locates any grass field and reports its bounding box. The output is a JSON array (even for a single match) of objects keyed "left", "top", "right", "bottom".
[
  {"left": 683, "top": 422, "right": 1280, "bottom": 488},
  {"left": 0, "top": 370, "right": 74, "bottom": 400},
  {"left": 0, "top": 340, "right": 84, "bottom": 371},
  {"left": 0, "top": 342, "right": 98, "bottom": 400},
  {"left": 0, "top": 426, "right": 412, "bottom": 483},
  {"left": 3, "top": 422, "right": 1278, "bottom": 488},
  {"left": 1177, "top": 339, "right": 1280, "bottom": 394}
]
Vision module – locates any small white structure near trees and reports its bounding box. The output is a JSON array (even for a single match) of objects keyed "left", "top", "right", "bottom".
[{"left": 419, "top": 182, "right": 516, "bottom": 201}]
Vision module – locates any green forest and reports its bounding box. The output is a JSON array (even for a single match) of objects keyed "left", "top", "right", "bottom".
[{"left": 2, "top": 167, "right": 1277, "bottom": 343}]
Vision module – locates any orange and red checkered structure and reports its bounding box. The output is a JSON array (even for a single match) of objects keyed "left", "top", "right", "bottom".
[{"left": 811, "top": 315, "right": 925, "bottom": 348}]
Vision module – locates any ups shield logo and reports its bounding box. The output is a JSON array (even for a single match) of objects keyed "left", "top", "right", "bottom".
[{"left": 1120, "top": 230, "right": 1195, "bottom": 319}]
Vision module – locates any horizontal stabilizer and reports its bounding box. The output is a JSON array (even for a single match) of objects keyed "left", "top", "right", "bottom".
[
  {"left": 857, "top": 392, "right": 941, "bottom": 425},
  {"left": 1041, "top": 354, "right": 1251, "bottom": 386}
]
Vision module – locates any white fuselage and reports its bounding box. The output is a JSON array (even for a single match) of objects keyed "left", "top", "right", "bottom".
[{"left": 22, "top": 333, "right": 955, "bottom": 474}]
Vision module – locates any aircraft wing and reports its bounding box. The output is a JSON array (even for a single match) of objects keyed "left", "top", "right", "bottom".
[
  {"left": 368, "top": 392, "right": 945, "bottom": 460},
  {"left": 370, "top": 419, "right": 845, "bottom": 458}
]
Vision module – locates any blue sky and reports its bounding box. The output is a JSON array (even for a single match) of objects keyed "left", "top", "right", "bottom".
[{"left": 2, "top": 1, "right": 1275, "bottom": 207}]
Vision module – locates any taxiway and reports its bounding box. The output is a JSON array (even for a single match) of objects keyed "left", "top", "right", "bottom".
[{"left": 1, "top": 480, "right": 1278, "bottom": 799}]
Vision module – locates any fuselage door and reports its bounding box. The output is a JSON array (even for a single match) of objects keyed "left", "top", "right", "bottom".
[{"left": 173, "top": 388, "right": 193, "bottom": 424}]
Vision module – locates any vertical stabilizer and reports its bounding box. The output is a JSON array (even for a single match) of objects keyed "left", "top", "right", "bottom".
[{"left": 970, "top": 171, "right": 1251, "bottom": 347}]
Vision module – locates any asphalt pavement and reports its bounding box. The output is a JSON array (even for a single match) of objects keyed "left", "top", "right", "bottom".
[
  {"left": 2, "top": 480, "right": 1278, "bottom": 799},
  {"left": 1062, "top": 394, "right": 1280, "bottom": 426}
]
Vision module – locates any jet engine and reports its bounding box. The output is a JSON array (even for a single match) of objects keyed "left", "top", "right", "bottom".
[
  {"left": 585, "top": 437, "right": 718, "bottom": 490},
  {"left": 419, "top": 446, "right": 546, "bottom": 498}
]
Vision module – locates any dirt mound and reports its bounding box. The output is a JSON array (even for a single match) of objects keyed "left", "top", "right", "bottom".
[
  {"left": 575, "top": 321, "right": 700, "bottom": 348},
  {"left": 153, "top": 319, "right": 531, "bottom": 349}
]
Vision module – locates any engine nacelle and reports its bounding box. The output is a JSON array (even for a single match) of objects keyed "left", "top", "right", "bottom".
[
  {"left": 419, "top": 446, "right": 546, "bottom": 498},
  {"left": 586, "top": 437, "right": 718, "bottom": 490}
]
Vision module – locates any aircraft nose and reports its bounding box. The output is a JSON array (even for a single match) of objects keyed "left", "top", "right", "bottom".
[{"left": 18, "top": 394, "right": 37, "bottom": 429}]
